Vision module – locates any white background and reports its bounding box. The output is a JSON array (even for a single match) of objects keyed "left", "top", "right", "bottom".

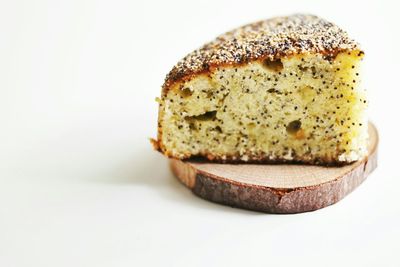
[{"left": 1, "top": 0, "right": 399, "bottom": 266}]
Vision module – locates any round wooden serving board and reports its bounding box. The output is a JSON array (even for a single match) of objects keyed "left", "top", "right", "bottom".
[{"left": 170, "top": 123, "right": 378, "bottom": 213}]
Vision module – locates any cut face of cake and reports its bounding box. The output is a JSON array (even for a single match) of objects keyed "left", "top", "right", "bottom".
[{"left": 152, "top": 14, "right": 368, "bottom": 165}]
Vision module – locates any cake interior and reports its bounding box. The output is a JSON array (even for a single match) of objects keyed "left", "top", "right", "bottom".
[{"left": 157, "top": 50, "right": 368, "bottom": 163}]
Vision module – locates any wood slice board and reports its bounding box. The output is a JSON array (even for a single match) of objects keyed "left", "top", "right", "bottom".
[{"left": 170, "top": 123, "right": 378, "bottom": 214}]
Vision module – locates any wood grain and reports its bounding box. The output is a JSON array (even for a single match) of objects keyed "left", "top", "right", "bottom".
[{"left": 170, "top": 122, "right": 378, "bottom": 213}]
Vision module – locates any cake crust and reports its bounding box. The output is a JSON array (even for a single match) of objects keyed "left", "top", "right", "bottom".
[{"left": 163, "top": 14, "right": 361, "bottom": 93}]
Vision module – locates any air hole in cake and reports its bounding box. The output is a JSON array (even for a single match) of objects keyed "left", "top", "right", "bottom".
[
  {"left": 267, "top": 88, "right": 281, "bottom": 94},
  {"left": 298, "top": 65, "right": 307, "bottom": 72},
  {"left": 286, "top": 120, "right": 302, "bottom": 134},
  {"left": 188, "top": 122, "right": 196, "bottom": 130},
  {"left": 215, "top": 126, "right": 222, "bottom": 133},
  {"left": 186, "top": 110, "right": 217, "bottom": 121},
  {"left": 248, "top": 122, "right": 256, "bottom": 129},
  {"left": 311, "top": 68, "right": 318, "bottom": 78},
  {"left": 298, "top": 65, "right": 317, "bottom": 76},
  {"left": 180, "top": 87, "right": 193, "bottom": 97},
  {"left": 263, "top": 58, "right": 283, "bottom": 72}
]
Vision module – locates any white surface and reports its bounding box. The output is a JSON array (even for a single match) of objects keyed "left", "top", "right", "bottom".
[{"left": 1, "top": 0, "right": 399, "bottom": 266}]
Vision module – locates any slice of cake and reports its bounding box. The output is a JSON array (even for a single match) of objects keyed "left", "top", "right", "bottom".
[{"left": 152, "top": 14, "right": 368, "bottom": 165}]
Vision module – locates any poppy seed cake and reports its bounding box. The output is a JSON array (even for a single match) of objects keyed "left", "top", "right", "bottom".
[{"left": 152, "top": 14, "right": 368, "bottom": 165}]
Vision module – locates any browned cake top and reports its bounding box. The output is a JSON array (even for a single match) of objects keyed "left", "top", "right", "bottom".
[{"left": 163, "top": 14, "right": 360, "bottom": 90}]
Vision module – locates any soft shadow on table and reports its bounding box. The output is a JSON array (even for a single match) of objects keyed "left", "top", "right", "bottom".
[{"left": 97, "top": 149, "right": 262, "bottom": 215}]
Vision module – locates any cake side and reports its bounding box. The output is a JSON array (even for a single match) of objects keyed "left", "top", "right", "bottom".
[{"left": 153, "top": 50, "right": 367, "bottom": 165}]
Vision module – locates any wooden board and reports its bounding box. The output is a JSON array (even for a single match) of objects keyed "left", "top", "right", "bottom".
[{"left": 170, "top": 123, "right": 378, "bottom": 213}]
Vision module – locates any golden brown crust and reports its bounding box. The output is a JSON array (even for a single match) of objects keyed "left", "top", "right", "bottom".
[{"left": 162, "top": 14, "right": 360, "bottom": 93}]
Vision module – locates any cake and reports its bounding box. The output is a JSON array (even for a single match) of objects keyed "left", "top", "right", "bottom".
[{"left": 152, "top": 14, "right": 368, "bottom": 165}]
